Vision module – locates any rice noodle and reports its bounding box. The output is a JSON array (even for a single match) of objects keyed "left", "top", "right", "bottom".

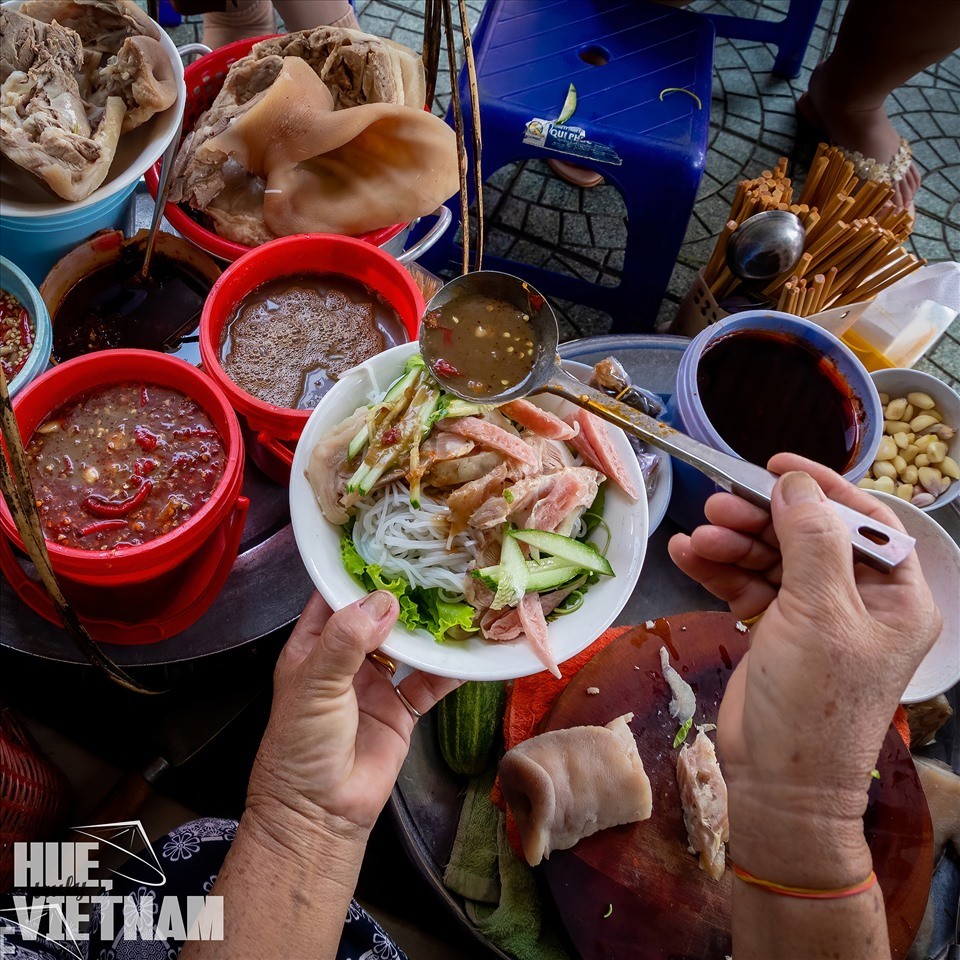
[{"left": 353, "top": 483, "right": 478, "bottom": 593}]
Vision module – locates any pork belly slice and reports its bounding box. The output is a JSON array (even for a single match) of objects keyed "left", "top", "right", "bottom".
[
  {"left": 440, "top": 416, "right": 538, "bottom": 466},
  {"left": 499, "top": 713, "right": 652, "bottom": 866},
  {"left": 564, "top": 408, "right": 640, "bottom": 501},
  {"left": 676, "top": 729, "right": 729, "bottom": 881},
  {"left": 525, "top": 467, "right": 601, "bottom": 536},
  {"left": 468, "top": 466, "right": 601, "bottom": 534},
  {"left": 502, "top": 399, "right": 577, "bottom": 441}
]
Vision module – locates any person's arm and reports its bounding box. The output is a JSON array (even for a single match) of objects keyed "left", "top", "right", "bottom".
[
  {"left": 670, "top": 454, "right": 941, "bottom": 960},
  {"left": 180, "top": 590, "right": 461, "bottom": 960}
]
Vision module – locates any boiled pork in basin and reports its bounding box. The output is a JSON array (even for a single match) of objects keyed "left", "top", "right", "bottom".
[
  {"left": 170, "top": 25, "right": 455, "bottom": 244},
  {"left": 499, "top": 713, "right": 653, "bottom": 866},
  {"left": 1, "top": 1, "right": 176, "bottom": 201},
  {"left": 0, "top": 9, "right": 125, "bottom": 201}
]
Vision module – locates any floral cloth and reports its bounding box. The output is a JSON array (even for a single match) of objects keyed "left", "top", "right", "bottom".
[{"left": 0, "top": 818, "right": 406, "bottom": 960}]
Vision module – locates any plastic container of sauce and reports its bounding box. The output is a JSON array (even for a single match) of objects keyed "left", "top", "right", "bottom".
[
  {"left": 0, "top": 350, "right": 248, "bottom": 642},
  {"left": 667, "top": 311, "right": 882, "bottom": 530}
]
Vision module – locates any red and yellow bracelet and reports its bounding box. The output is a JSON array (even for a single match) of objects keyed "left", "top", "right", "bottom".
[{"left": 732, "top": 863, "right": 879, "bottom": 900}]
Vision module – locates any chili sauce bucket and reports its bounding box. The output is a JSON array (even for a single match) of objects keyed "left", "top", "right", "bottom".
[
  {"left": 0, "top": 350, "right": 247, "bottom": 643},
  {"left": 199, "top": 233, "right": 424, "bottom": 483},
  {"left": 666, "top": 311, "right": 882, "bottom": 530}
]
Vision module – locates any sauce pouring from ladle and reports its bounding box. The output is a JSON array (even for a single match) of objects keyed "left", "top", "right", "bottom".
[{"left": 419, "top": 271, "right": 914, "bottom": 574}]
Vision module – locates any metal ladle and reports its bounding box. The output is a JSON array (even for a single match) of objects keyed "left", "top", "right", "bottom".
[
  {"left": 420, "top": 271, "right": 915, "bottom": 573},
  {"left": 726, "top": 209, "right": 806, "bottom": 284},
  {"left": 139, "top": 114, "right": 184, "bottom": 281}
]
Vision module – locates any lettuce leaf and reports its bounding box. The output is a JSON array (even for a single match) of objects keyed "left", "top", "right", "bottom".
[{"left": 340, "top": 532, "right": 474, "bottom": 642}]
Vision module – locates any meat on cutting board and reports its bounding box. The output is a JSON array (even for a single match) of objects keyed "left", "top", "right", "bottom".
[{"left": 498, "top": 713, "right": 652, "bottom": 866}]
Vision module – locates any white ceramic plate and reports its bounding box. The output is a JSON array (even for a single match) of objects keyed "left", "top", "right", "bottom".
[
  {"left": 869, "top": 492, "right": 960, "bottom": 702},
  {"left": 290, "top": 343, "right": 648, "bottom": 681},
  {"left": 0, "top": 0, "right": 186, "bottom": 216}
]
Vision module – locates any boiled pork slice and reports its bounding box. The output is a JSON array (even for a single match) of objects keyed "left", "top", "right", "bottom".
[
  {"left": 499, "top": 713, "right": 653, "bottom": 866},
  {"left": 565, "top": 408, "right": 640, "bottom": 501},
  {"left": 676, "top": 728, "right": 729, "bottom": 881},
  {"left": 502, "top": 399, "right": 577, "bottom": 441},
  {"left": 306, "top": 407, "right": 367, "bottom": 525}
]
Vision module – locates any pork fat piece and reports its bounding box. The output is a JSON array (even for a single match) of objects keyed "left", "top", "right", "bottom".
[{"left": 499, "top": 713, "right": 652, "bottom": 866}]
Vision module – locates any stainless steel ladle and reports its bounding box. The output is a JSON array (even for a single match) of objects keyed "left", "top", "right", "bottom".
[
  {"left": 420, "top": 271, "right": 914, "bottom": 573},
  {"left": 726, "top": 209, "right": 806, "bottom": 284}
]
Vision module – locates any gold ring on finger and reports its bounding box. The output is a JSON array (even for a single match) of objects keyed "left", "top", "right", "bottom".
[{"left": 367, "top": 651, "right": 398, "bottom": 675}]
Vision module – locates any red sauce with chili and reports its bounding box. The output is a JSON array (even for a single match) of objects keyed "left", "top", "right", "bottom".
[
  {"left": 1, "top": 288, "right": 35, "bottom": 381},
  {"left": 25, "top": 383, "right": 226, "bottom": 551}
]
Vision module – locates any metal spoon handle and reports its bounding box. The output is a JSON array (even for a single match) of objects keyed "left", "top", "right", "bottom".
[
  {"left": 542, "top": 368, "right": 915, "bottom": 574},
  {"left": 141, "top": 115, "right": 183, "bottom": 281}
]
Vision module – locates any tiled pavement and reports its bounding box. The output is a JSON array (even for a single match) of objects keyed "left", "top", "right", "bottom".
[{"left": 166, "top": 0, "right": 959, "bottom": 386}]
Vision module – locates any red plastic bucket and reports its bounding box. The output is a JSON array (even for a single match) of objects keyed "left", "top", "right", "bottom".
[
  {"left": 199, "top": 233, "right": 424, "bottom": 478},
  {"left": 144, "top": 35, "right": 406, "bottom": 263},
  {"left": 0, "top": 350, "right": 245, "bottom": 590}
]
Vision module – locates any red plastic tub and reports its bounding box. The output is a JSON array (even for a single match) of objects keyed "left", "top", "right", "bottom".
[
  {"left": 199, "top": 233, "right": 424, "bottom": 479},
  {"left": 144, "top": 36, "right": 405, "bottom": 263},
  {"left": 0, "top": 350, "right": 248, "bottom": 643}
]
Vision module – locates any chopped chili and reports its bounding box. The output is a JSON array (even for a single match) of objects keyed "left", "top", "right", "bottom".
[
  {"left": 381, "top": 426, "right": 400, "bottom": 446},
  {"left": 432, "top": 358, "right": 460, "bottom": 379},
  {"left": 134, "top": 425, "right": 159, "bottom": 451},
  {"left": 79, "top": 519, "right": 128, "bottom": 538},
  {"left": 82, "top": 478, "right": 153, "bottom": 518},
  {"left": 25, "top": 382, "right": 226, "bottom": 551},
  {"left": 0, "top": 288, "right": 34, "bottom": 381}
]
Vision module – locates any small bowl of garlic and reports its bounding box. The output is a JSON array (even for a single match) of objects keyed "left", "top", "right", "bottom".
[{"left": 865, "top": 369, "right": 960, "bottom": 512}]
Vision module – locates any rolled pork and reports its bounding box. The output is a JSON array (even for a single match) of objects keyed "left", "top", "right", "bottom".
[
  {"left": 498, "top": 713, "right": 652, "bottom": 866},
  {"left": 676, "top": 728, "right": 729, "bottom": 881}
]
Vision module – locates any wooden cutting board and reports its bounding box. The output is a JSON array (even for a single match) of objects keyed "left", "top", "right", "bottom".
[{"left": 540, "top": 612, "right": 933, "bottom": 960}]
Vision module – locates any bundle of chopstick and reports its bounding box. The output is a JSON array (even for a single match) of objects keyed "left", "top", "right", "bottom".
[{"left": 701, "top": 146, "right": 924, "bottom": 317}]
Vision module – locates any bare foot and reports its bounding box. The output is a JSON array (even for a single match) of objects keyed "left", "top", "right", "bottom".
[{"left": 805, "top": 63, "right": 920, "bottom": 213}]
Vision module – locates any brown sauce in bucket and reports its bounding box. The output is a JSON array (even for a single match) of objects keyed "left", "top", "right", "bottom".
[
  {"left": 220, "top": 274, "right": 407, "bottom": 410},
  {"left": 696, "top": 330, "right": 860, "bottom": 473}
]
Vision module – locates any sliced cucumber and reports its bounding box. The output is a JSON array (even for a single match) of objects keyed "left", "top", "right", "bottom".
[
  {"left": 476, "top": 555, "right": 577, "bottom": 580},
  {"left": 490, "top": 529, "right": 528, "bottom": 611},
  {"left": 511, "top": 528, "right": 614, "bottom": 577},
  {"left": 475, "top": 559, "right": 582, "bottom": 594}
]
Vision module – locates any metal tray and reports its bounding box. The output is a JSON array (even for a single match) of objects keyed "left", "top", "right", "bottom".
[{"left": 389, "top": 335, "right": 960, "bottom": 960}]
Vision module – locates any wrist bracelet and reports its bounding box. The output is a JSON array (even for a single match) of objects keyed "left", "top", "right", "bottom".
[{"left": 732, "top": 863, "right": 878, "bottom": 900}]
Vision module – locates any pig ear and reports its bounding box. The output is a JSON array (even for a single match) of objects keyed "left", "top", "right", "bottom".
[
  {"left": 196, "top": 56, "right": 458, "bottom": 240},
  {"left": 114, "top": 36, "right": 178, "bottom": 133},
  {"left": 264, "top": 106, "right": 458, "bottom": 238}
]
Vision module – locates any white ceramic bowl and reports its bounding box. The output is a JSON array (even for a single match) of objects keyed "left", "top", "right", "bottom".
[
  {"left": 290, "top": 343, "right": 649, "bottom": 681},
  {"left": 868, "top": 492, "right": 960, "bottom": 702},
  {"left": 0, "top": 0, "right": 186, "bottom": 216},
  {"left": 870, "top": 369, "right": 960, "bottom": 513}
]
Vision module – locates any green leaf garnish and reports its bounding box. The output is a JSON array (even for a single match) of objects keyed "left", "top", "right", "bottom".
[
  {"left": 870, "top": 768, "right": 880, "bottom": 780},
  {"left": 557, "top": 83, "right": 577, "bottom": 124},
  {"left": 602, "top": 904, "right": 613, "bottom": 919},
  {"left": 673, "top": 718, "right": 693, "bottom": 748}
]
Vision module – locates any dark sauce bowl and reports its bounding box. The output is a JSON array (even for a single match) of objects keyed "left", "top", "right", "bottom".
[
  {"left": 666, "top": 311, "right": 882, "bottom": 529},
  {"left": 40, "top": 229, "right": 221, "bottom": 367}
]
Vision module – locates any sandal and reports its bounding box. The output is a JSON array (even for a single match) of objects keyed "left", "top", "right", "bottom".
[
  {"left": 795, "top": 93, "right": 917, "bottom": 216},
  {"left": 545, "top": 158, "right": 604, "bottom": 189}
]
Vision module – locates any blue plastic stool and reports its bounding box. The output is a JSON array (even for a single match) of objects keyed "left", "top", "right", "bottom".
[
  {"left": 421, "top": 0, "right": 714, "bottom": 333},
  {"left": 705, "top": 0, "right": 825, "bottom": 79}
]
